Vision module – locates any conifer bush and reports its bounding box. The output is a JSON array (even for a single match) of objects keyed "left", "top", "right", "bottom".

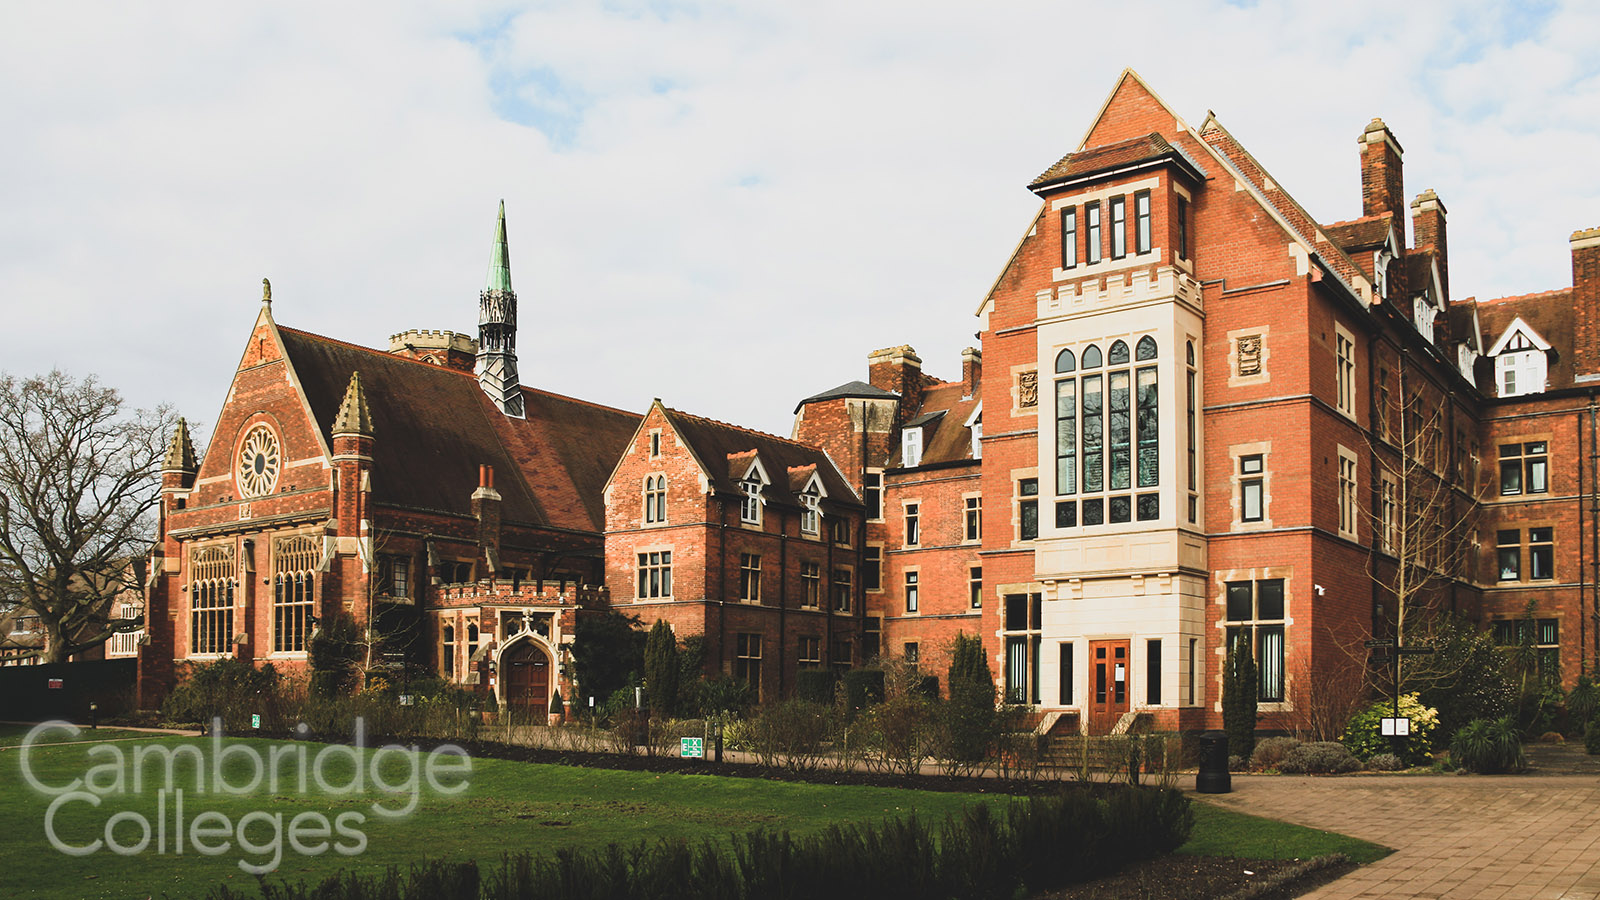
[{"left": 1222, "top": 639, "right": 1258, "bottom": 761}]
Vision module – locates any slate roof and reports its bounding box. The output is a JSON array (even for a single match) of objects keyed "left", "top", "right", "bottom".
[
  {"left": 661, "top": 407, "right": 861, "bottom": 511},
  {"left": 1030, "top": 133, "right": 1204, "bottom": 191},
  {"left": 794, "top": 380, "right": 898, "bottom": 413},
  {"left": 279, "top": 327, "right": 640, "bottom": 531}
]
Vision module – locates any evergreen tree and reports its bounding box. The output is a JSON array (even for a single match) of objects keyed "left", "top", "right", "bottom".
[
  {"left": 643, "top": 619, "right": 680, "bottom": 717},
  {"left": 948, "top": 632, "right": 994, "bottom": 705},
  {"left": 944, "top": 632, "right": 996, "bottom": 763},
  {"left": 1222, "top": 637, "right": 1258, "bottom": 761}
]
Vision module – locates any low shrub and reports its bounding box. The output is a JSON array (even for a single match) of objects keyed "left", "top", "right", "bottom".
[
  {"left": 1567, "top": 675, "right": 1599, "bottom": 731},
  {"left": 1342, "top": 693, "right": 1438, "bottom": 766},
  {"left": 1365, "top": 752, "right": 1404, "bottom": 772},
  {"left": 1538, "top": 731, "right": 1565, "bottom": 744},
  {"left": 1249, "top": 736, "right": 1300, "bottom": 772},
  {"left": 204, "top": 786, "right": 1192, "bottom": 900},
  {"left": 1450, "top": 717, "right": 1526, "bottom": 774},
  {"left": 843, "top": 668, "right": 886, "bottom": 716},
  {"left": 796, "top": 669, "right": 837, "bottom": 704},
  {"left": 1277, "top": 741, "right": 1360, "bottom": 774},
  {"left": 1587, "top": 716, "right": 1600, "bottom": 755}
]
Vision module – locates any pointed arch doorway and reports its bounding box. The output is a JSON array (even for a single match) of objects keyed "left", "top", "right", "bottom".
[{"left": 501, "top": 639, "right": 551, "bottom": 719}]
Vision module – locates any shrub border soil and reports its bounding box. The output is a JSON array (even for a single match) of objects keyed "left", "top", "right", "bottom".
[{"left": 240, "top": 728, "right": 1362, "bottom": 900}]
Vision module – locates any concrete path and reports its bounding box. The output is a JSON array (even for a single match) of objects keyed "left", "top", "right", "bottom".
[{"left": 1194, "top": 770, "right": 1600, "bottom": 899}]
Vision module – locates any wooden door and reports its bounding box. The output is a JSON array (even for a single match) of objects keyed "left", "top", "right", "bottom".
[
  {"left": 502, "top": 640, "right": 550, "bottom": 719},
  {"left": 1088, "top": 640, "right": 1130, "bottom": 734}
]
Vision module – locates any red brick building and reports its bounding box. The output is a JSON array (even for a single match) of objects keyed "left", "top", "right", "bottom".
[
  {"left": 924, "top": 69, "right": 1600, "bottom": 733},
  {"left": 142, "top": 206, "right": 640, "bottom": 716},
  {"left": 144, "top": 72, "right": 1600, "bottom": 737},
  {"left": 603, "top": 402, "right": 865, "bottom": 702}
]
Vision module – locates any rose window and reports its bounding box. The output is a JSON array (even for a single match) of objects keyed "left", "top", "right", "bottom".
[{"left": 237, "top": 425, "right": 280, "bottom": 498}]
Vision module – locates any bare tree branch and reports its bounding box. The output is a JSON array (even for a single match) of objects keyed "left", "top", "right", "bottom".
[{"left": 0, "top": 371, "right": 181, "bottom": 662}]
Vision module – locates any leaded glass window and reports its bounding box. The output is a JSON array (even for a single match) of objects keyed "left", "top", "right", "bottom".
[{"left": 1052, "top": 336, "right": 1161, "bottom": 527}]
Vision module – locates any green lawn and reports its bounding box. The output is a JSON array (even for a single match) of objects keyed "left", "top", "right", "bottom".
[
  {"left": 0, "top": 731, "right": 1389, "bottom": 900},
  {"left": 1181, "top": 803, "right": 1391, "bottom": 864},
  {"left": 0, "top": 723, "right": 168, "bottom": 747}
]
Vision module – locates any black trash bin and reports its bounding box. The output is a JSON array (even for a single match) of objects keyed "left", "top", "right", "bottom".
[{"left": 1195, "top": 731, "right": 1231, "bottom": 794}]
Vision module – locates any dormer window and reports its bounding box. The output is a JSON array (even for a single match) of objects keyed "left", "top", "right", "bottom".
[
  {"left": 800, "top": 486, "right": 820, "bottom": 535},
  {"left": 902, "top": 427, "right": 923, "bottom": 468},
  {"left": 1413, "top": 295, "right": 1435, "bottom": 344},
  {"left": 1372, "top": 248, "right": 1391, "bottom": 299},
  {"left": 741, "top": 478, "right": 763, "bottom": 524},
  {"left": 965, "top": 404, "right": 983, "bottom": 460},
  {"left": 1488, "top": 317, "right": 1551, "bottom": 399}
]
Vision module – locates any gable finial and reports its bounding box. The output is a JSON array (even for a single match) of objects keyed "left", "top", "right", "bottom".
[
  {"left": 262, "top": 278, "right": 272, "bottom": 307},
  {"left": 333, "top": 371, "right": 374, "bottom": 437},
  {"left": 163, "top": 417, "right": 199, "bottom": 473}
]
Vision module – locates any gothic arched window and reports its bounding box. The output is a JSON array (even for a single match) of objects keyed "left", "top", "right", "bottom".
[
  {"left": 1053, "top": 336, "right": 1161, "bottom": 528},
  {"left": 190, "top": 545, "right": 236, "bottom": 656},
  {"left": 643, "top": 475, "right": 667, "bottom": 524},
  {"left": 273, "top": 535, "right": 318, "bottom": 653}
]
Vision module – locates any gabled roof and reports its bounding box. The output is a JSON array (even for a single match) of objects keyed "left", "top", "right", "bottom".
[
  {"left": 661, "top": 406, "right": 860, "bottom": 510},
  {"left": 278, "top": 327, "right": 639, "bottom": 531},
  {"left": 794, "top": 380, "right": 898, "bottom": 413},
  {"left": 1473, "top": 290, "right": 1573, "bottom": 390},
  {"left": 1029, "top": 132, "right": 1206, "bottom": 193}
]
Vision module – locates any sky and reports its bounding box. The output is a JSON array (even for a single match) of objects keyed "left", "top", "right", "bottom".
[{"left": 3, "top": 0, "right": 1598, "bottom": 447}]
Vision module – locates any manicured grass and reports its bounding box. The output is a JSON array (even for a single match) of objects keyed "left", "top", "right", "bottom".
[
  {"left": 0, "top": 723, "right": 166, "bottom": 747},
  {"left": 0, "top": 734, "right": 1000, "bottom": 900},
  {"left": 0, "top": 730, "right": 1390, "bottom": 900},
  {"left": 1180, "top": 802, "right": 1392, "bottom": 864}
]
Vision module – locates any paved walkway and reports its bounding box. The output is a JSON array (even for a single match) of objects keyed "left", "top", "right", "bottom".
[{"left": 1193, "top": 769, "right": 1600, "bottom": 899}]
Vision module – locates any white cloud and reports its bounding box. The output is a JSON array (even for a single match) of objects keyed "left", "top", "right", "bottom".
[{"left": 2, "top": 0, "right": 1597, "bottom": 443}]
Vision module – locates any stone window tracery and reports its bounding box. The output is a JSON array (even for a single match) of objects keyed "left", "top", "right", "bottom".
[{"left": 237, "top": 425, "right": 280, "bottom": 498}]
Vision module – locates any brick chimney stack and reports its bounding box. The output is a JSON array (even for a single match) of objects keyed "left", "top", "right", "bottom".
[
  {"left": 961, "top": 347, "right": 982, "bottom": 399},
  {"left": 1360, "top": 119, "right": 1406, "bottom": 232},
  {"left": 868, "top": 345, "right": 924, "bottom": 428},
  {"left": 472, "top": 464, "right": 503, "bottom": 574},
  {"left": 1411, "top": 189, "right": 1449, "bottom": 302},
  {"left": 1573, "top": 227, "right": 1600, "bottom": 378}
]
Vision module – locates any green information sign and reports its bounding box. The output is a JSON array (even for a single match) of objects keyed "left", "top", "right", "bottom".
[
  {"left": 681, "top": 737, "right": 704, "bottom": 759},
  {"left": 251, "top": 714, "right": 261, "bottom": 730}
]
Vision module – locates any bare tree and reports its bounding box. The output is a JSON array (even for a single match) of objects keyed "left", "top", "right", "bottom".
[
  {"left": 1367, "top": 355, "right": 1479, "bottom": 688},
  {"left": 0, "top": 371, "right": 179, "bottom": 663}
]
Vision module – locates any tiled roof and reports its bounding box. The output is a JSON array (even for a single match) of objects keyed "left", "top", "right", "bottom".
[
  {"left": 1030, "top": 133, "right": 1202, "bottom": 190},
  {"left": 794, "top": 380, "right": 898, "bottom": 413},
  {"left": 662, "top": 407, "right": 861, "bottom": 510},
  {"left": 1325, "top": 214, "right": 1394, "bottom": 252},
  {"left": 1472, "top": 289, "right": 1574, "bottom": 391},
  {"left": 899, "top": 381, "right": 980, "bottom": 468},
  {"left": 279, "top": 327, "right": 640, "bottom": 531}
]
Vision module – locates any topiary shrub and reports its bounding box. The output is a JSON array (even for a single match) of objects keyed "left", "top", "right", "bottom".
[
  {"left": 1342, "top": 693, "right": 1438, "bottom": 766},
  {"left": 1365, "top": 752, "right": 1404, "bottom": 771},
  {"left": 843, "top": 668, "right": 886, "bottom": 717},
  {"left": 1450, "top": 717, "right": 1525, "bottom": 773},
  {"left": 1249, "top": 736, "right": 1300, "bottom": 772},
  {"left": 1277, "top": 741, "right": 1360, "bottom": 774},
  {"left": 1222, "top": 640, "right": 1258, "bottom": 762},
  {"left": 795, "top": 669, "right": 837, "bottom": 704},
  {"left": 1587, "top": 715, "right": 1600, "bottom": 755}
]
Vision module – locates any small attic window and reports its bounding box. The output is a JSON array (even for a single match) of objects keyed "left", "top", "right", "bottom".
[
  {"left": 971, "top": 414, "right": 982, "bottom": 459},
  {"left": 741, "top": 478, "right": 763, "bottom": 524},
  {"left": 1413, "top": 295, "right": 1435, "bottom": 344},
  {"left": 800, "top": 485, "right": 820, "bottom": 535},
  {"left": 1497, "top": 349, "right": 1546, "bottom": 398},
  {"left": 1491, "top": 322, "right": 1550, "bottom": 399},
  {"left": 902, "top": 427, "right": 923, "bottom": 468}
]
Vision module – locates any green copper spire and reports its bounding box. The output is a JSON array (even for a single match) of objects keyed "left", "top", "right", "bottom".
[{"left": 485, "top": 199, "right": 513, "bottom": 293}]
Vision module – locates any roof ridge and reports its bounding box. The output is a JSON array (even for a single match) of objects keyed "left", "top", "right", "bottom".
[
  {"left": 278, "top": 325, "right": 640, "bottom": 418},
  {"left": 1478, "top": 287, "right": 1571, "bottom": 305},
  {"left": 666, "top": 406, "right": 821, "bottom": 451}
]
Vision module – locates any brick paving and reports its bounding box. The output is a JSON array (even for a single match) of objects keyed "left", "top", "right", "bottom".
[{"left": 1193, "top": 768, "right": 1600, "bottom": 899}]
